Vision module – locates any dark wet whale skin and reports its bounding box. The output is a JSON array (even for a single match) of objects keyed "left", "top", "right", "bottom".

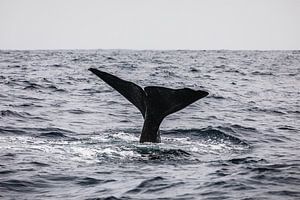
[{"left": 89, "top": 68, "right": 208, "bottom": 143}]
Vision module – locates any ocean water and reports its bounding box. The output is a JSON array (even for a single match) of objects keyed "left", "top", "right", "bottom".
[{"left": 0, "top": 49, "right": 299, "bottom": 200}]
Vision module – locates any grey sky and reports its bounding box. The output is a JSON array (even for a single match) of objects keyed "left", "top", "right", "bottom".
[{"left": 0, "top": 0, "right": 299, "bottom": 50}]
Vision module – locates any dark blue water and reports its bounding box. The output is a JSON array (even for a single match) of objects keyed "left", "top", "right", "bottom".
[{"left": 0, "top": 50, "right": 299, "bottom": 200}]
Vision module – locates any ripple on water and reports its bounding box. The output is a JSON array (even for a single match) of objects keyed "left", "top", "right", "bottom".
[
  {"left": 0, "top": 126, "right": 75, "bottom": 138},
  {"left": 76, "top": 177, "right": 115, "bottom": 186},
  {"left": 1, "top": 50, "right": 299, "bottom": 200},
  {"left": 126, "top": 176, "right": 184, "bottom": 194},
  {"left": 0, "top": 179, "right": 49, "bottom": 193}
]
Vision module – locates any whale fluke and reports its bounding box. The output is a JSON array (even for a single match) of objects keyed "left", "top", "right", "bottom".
[
  {"left": 89, "top": 68, "right": 209, "bottom": 143},
  {"left": 144, "top": 86, "right": 208, "bottom": 119},
  {"left": 89, "top": 68, "right": 146, "bottom": 117}
]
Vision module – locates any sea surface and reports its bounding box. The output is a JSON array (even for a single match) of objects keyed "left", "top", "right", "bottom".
[{"left": 0, "top": 50, "right": 299, "bottom": 200}]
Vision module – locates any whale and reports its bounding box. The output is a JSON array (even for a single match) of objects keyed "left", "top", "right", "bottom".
[{"left": 89, "top": 68, "right": 209, "bottom": 143}]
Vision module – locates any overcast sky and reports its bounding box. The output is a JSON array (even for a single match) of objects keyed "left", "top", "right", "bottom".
[{"left": 0, "top": 0, "right": 299, "bottom": 50}]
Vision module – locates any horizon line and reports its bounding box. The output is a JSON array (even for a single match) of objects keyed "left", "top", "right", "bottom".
[{"left": 1, "top": 48, "right": 299, "bottom": 51}]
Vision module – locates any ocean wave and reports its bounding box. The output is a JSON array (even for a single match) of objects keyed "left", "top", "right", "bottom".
[
  {"left": 162, "top": 127, "right": 248, "bottom": 146},
  {"left": 126, "top": 176, "right": 184, "bottom": 194},
  {"left": 225, "top": 157, "right": 267, "bottom": 165},
  {"left": 29, "top": 161, "right": 50, "bottom": 167},
  {"left": 85, "top": 197, "right": 126, "bottom": 200},
  {"left": 38, "top": 131, "right": 67, "bottom": 138},
  {"left": 244, "top": 106, "right": 287, "bottom": 115},
  {"left": 0, "top": 126, "right": 74, "bottom": 138},
  {"left": 0, "top": 110, "right": 49, "bottom": 122},
  {"left": 206, "top": 94, "right": 226, "bottom": 100},
  {"left": 1, "top": 50, "right": 299, "bottom": 199},
  {"left": 0, "top": 179, "right": 49, "bottom": 192},
  {"left": 0, "top": 170, "right": 16, "bottom": 175},
  {"left": 76, "top": 177, "right": 115, "bottom": 186},
  {"left": 251, "top": 71, "right": 274, "bottom": 76},
  {"left": 0, "top": 110, "right": 28, "bottom": 118}
]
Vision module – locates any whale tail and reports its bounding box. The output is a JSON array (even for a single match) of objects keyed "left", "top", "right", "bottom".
[
  {"left": 89, "top": 68, "right": 209, "bottom": 142},
  {"left": 89, "top": 68, "right": 146, "bottom": 117},
  {"left": 144, "top": 86, "right": 208, "bottom": 120}
]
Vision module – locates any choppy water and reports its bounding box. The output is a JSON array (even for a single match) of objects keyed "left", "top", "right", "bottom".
[{"left": 0, "top": 50, "right": 299, "bottom": 200}]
